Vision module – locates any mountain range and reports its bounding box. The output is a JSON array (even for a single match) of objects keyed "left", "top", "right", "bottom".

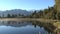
[{"left": 0, "top": 9, "right": 32, "bottom": 17}]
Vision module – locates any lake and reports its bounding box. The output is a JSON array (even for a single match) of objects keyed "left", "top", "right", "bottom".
[{"left": 0, "top": 21, "right": 52, "bottom": 34}]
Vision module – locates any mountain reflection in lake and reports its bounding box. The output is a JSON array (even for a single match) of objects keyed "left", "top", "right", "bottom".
[{"left": 0, "top": 21, "right": 54, "bottom": 34}]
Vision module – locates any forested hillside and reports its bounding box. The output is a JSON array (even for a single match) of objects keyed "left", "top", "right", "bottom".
[{"left": 30, "top": 6, "right": 60, "bottom": 20}]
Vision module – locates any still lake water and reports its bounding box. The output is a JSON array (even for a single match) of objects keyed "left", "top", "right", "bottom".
[{"left": 0, "top": 21, "right": 48, "bottom": 34}]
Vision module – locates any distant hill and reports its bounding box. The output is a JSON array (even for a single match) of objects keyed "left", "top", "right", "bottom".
[{"left": 0, "top": 9, "right": 32, "bottom": 17}]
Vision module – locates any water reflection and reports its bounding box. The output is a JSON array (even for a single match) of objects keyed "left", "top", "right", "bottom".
[
  {"left": 0, "top": 21, "right": 56, "bottom": 34},
  {"left": 32, "top": 21, "right": 56, "bottom": 34},
  {"left": 0, "top": 21, "right": 32, "bottom": 27}
]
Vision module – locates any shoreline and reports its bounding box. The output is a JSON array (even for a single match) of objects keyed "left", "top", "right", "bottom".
[{"left": 0, "top": 18, "right": 58, "bottom": 22}]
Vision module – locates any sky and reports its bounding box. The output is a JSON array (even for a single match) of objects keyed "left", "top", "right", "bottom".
[{"left": 0, "top": 0, "right": 55, "bottom": 11}]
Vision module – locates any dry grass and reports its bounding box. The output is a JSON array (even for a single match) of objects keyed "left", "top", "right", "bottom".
[{"left": 54, "top": 22, "right": 60, "bottom": 29}]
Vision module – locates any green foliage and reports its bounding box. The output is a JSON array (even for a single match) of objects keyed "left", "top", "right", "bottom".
[
  {"left": 52, "top": 10, "right": 57, "bottom": 19},
  {"left": 19, "top": 14, "right": 21, "bottom": 16},
  {"left": 30, "top": 6, "right": 60, "bottom": 20},
  {"left": 57, "top": 13, "right": 60, "bottom": 20},
  {"left": 7, "top": 14, "right": 11, "bottom": 18},
  {"left": 7, "top": 14, "right": 17, "bottom": 18},
  {"left": 11, "top": 14, "right": 16, "bottom": 18},
  {"left": 31, "top": 10, "right": 37, "bottom": 18}
]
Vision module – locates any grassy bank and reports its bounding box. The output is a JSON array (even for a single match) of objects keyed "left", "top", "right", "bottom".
[
  {"left": 54, "top": 22, "right": 60, "bottom": 29},
  {"left": 0, "top": 18, "right": 57, "bottom": 22}
]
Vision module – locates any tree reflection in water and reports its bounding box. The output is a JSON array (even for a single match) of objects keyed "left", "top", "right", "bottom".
[
  {"left": 0, "top": 21, "right": 57, "bottom": 34},
  {"left": 31, "top": 21, "right": 56, "bottom": 34}
]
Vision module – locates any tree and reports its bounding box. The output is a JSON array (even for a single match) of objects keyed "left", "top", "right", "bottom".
[
  {"left": 3, "top": 14, "right": 4, "bottom": 18},
  {"left": 38, "top": 10, "right": 43, "bottom": 18},
  {"left": 18, "top": 14, "right": 21, "bottom": 17},
  {"left": 0, "top": 16, "right": 1, "bottom": 18},
  {"left": 57, "top": 13, "right": 60, "bottom": 20},
  {"left": 31, "top": 10, "right": 37, "bottom": 18},
  {"left": 7, "top": 14, "right": 11, "bottom": 18},
  {"left": 32, "top": 10, "right": 37, "bottom": 15},
  {"left": 11, "top": 14, "right": 15, "bottom": 18},
  {"left": 14, "top": 14, "right": 17, "bottom": 17},
  {"left": 51, "top": 9, "right": 57, "bottom": 20}
]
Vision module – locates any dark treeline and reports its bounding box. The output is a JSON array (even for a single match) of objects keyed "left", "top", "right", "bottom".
[
  {"left": 0, "top": 14, "right": 26, "bottom": 18},
  {"left": 30, "top": 6, "right": 55, "bottom": 18},
  {"left": 29, "top": 6, "right": 60, "bottom": 20}
]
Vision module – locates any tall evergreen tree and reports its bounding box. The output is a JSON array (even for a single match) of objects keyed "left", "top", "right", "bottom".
[{"left": 7, "top": 14, "right": 11, "bottom": 18}]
